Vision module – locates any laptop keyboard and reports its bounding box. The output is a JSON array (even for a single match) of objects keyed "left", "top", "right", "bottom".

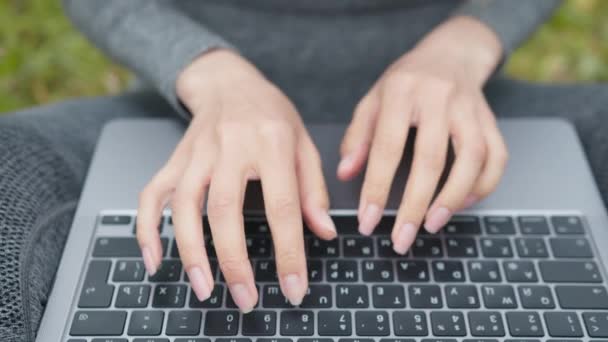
[{"left": 66, "top": 213, "right": 608, "bottom": 342}]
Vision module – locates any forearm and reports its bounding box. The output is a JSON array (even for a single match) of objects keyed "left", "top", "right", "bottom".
[
  {"left": 62, "top": 0, "right": 234, "bottom": 120},
  {"left": 455, "top": 0, "right": 562, "bottom": 57}
]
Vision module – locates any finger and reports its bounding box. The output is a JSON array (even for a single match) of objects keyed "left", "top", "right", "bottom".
[
  {"left": 258, "top": 128, "right": 308, "bottom": 306},
  {"left": 297, "top": 134, "right": 337, "bottom": 240},
  {"left": 137, "top": 122, "right": 200, "bottom": 275},
  {"left": 171, "top": 142, "right": 216, "bottom": 301},
  {"left": 428, "top": 104, "right": 486, "bottom": 221},
  {"left": 469, "top": 99, "right": 509, "bottom": 203},
  {"left": 358, "top": 82, "right": 413, "bottom": 235},
  {"left": 337, "top": 87, "right": 381, "bottom": 181},
  {"left": 392, "top": 98, "right": 449, "bottom": 254},
  {"left": 137, "top": 165, "right": 178, "bottom": 276},
  {"left": 207, "top": 157, "right": 257, "bottom": 313}
]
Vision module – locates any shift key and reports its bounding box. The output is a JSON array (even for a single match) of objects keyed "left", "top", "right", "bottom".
[
  {"left": 539, "top": 261, "right": 602, "bottom": 283},
  {"left": 556, "top": 286, "right": 608, "bottom": 309}
]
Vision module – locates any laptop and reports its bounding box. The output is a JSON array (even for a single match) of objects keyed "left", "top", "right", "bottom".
[{"left": 37, "top": 118, "right": 608, "bottom": 342}]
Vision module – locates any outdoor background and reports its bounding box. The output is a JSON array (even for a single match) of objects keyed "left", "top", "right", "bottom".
[{"left": 1, "top": 0, "right": 607, "bottom": 112}]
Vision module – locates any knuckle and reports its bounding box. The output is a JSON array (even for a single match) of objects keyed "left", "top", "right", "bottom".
[
  {"left": 207, "top": 194, "right": 239, "bottom": 220},
  {"left": 364, "top": 178, "right": 390, "bottom": 203},
  {"left": 219, "top": 255, "right": 251, "bottom": 276},
  {"left": 465, "top": 139, "right": 487, "bottom": 163},
  {"left": 275, "top": 248, "right": 305, "bottom": 272},
  {"left": 422, "top": 77, "right": 455, "bottom": 96},
  {"left": 215, "top": 121, "right": 252, "bottom": 144},
  {"left": 267, "top": 195, "right": 299, "bottom": 218},
  {"left": 418, "top": 147, "right": 445, "bottom": 172},
  {"left": 257, "top": 120, "right": 296, "bottom": 145},
  {"left": 385, "top": 71, "right": 414, "bottom": 90},
  {"left": 496, "top": 145, "right": 510, "bottom": 166},
  {"left": 374, "top": 134, "right": 403, "bottom": 158}
]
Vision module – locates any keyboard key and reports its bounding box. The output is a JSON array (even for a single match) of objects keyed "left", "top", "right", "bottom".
[
  {"left": 336, "top": 285, "right": 369, "bottom": 308},
  {"left": 101, "top": 214, "right": 132, "bottom": 225},
  {"left": 244, "top": 218, "right": 271, "bottom": 234},
  {"left": 468, "top": 312, "right": 505, "bottom": 337},
  {"left": 355, "top": 311, "right": 390, "bottom": 336},
  {"left": 446, "top": 238, "right": 478, "bottom": 257},
  {"left": 540, "top": 261, "right": 602, "bottom": 283},
  {"left": 444, "top": 216, "right": 481, "bottom": 234},
  {"left": 550, "top": 237, "right": 593, "bottom": 258},
  {"left": 149, "top": 260, "right": 182, "bottom": 282},
  {"left": 412, "top": 237, "right": 443, "bottom": 257},
  {"left": 301, "top": 285, "right": 332, "bottom": 308},
  {"left": 91, "top": 339, "right": 128, "bottom": 342},
  {"left": 480, "top": 238, "right": 513, "bottom": 257},
  {"left": 518, "top": 286, "right": 555, "bottom": 309},
  {"left": 432, "top": 261, "right": 465, "bottom": 282},
  {"left": 78, "top": 260, "right": 114, "bottom": 308},
  {"left": 503, "top": 261, "right": 538, "bottom": 283},
  {"left": 127, "top": 310, "right": 164, "bottom": 336},
  {"left": 70, "top": 311, "right": 127, "bottom": 336},
  {"left": 409, "top": 285, "right": 442, "bottom": 308},
  {"left": 484, "top": 216, "right": 516, "bottom": 234},
  {"left": 318, "top": 311, "right": 352, "bottom": 336},
  {"left": 308, "top": 260, "right": 323, "bottom": 282},
  {"left": 515, "top": 238, "right": 548, "bottom": 258},
  {"left": 93, "top": 237, "right": 168, "bottom": 257},
  {"left": 372, "top": 285, "right": 406, "bottom": 308},
  {"left": 262, "top": 284, "right": 291, "bottom": 308},
  {"left": 551, "top": 216, "right": 585, "bottom": 234},
  {"left": 115, "top": 285, "right": 150, "bottom": 308},
  {"left": 544, "top": 312, "right": 583, "bottom": 337},
  {"left": 397, "top": 261, "right": 429, "bottom": 282},
  {"left": 174, "top": 339, "right": 210, "bottom": 342},
  {"left": 362, "top": 260, "right": 394, "bottom": 282},
  {"left": 246, "top": 236, "right": 271, "bottom": 257},
  {"left": 506, "top": 312, "right": 544, "bottom": 337},
  {"left": 152, "top": 284, "right": 187, "bottom": 308},
  {"left": 242, "top": 311, "right": 276, "bottom": 336},
  {"left": 468, "top": 261, "right": 501, "bottom": 282},
  {"left": 393, "top": 311, "right": 428, "bottom": 336},
  {"left": 280, "top": 310, "right": 314, "bottom": 336},
  {"left": 556, "top": 285, "right": 608, "bottom": 309},
  {"left": 113, "top": 260, "right": 145, "bottom": 282},
  {"left": 431, "top": 312, "right": 466, "bottom": 336},
  {"left": 445, "top": 285, "right": 480, "bottom": 308},
  {"left": 308, "top": 237, "right": 339, "bottom": 257},
  {"left": 377, "top": 237, "right": 402, "bottom": 257},
  {"left": 583, "top": 312, "right": 608, "bottom": 337},
  {"left": 343, "top": 237, "right": 374, "bottom": 257},
  {"left": 327, "top": 260, "right": 358, "bottom": 282},
  {"left": 518, "top": 216, "right": 550, "bottom": 235},
  {"left": 256, "top": 260, "right": 278, "bottom": 282},
  {"left": 204, "top": 311, "right": 239, "bottom": 336},
  {"left": 189, "top": 284, "right": 223, "bottom": 308},
  {"left": 166, "top": 310, "right": 202, "bottom": 336},
  {"left": 482, "top": 285, "right": 517, "bottom": 309}
]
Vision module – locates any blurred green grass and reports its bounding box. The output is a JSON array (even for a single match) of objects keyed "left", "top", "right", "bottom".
[{"left": 1, "top": 0, "right": 607, "bottom": 113}]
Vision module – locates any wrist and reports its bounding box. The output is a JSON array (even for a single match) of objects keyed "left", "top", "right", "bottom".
[
  {"left": 176, "top": 48, "right": 263, "bottom": 111},
  {"left": 414, "top": 16, "right": 503, "bottom": 85}
]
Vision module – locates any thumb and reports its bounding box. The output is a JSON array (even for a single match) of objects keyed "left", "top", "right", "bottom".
[{"left": 337, "top": 87, "right": 380, "bottom": 181}]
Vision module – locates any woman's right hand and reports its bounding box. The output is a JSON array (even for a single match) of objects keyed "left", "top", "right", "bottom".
[{"left": 136, "top": 49, "right": 337, "bottom": 313}]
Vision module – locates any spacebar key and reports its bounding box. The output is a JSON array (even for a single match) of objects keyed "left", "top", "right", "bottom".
[{"left": 70, "top": 310, "right": 127, "bottom": 336}]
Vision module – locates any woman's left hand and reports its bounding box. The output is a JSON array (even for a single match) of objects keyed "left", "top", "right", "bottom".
[{"left": 338, "top": 16, "right": 509, "bottom": 254}]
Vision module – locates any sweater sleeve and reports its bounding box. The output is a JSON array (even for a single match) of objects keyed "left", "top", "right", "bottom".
[
  {"left": 455, "top": 0, "right": 562, "bottom": 57},
  {"left": 62, "top": 0, "right": 234, "bottom": 120}
]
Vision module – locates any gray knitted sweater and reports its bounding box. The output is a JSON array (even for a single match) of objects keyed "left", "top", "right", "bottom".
[{"left": 63, "top": 0, "right": 561, "bottom": 120}]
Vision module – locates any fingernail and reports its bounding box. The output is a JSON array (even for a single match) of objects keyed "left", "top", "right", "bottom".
[
  {"left": 393, "top": 223, "right": 416, "bottom": 255},
  {"left": 281, "top": 273, "right": 305, "bottom": 306},
  {"left": 424, "top": 206, "right": 451, "bottom": 233},
  {"left": 188, "top": 266, "right": 211, "bottom": 301},
  {"left": 229, "top": 283, "right": 256, "bottom": 313},
  {"left": 337, "top": 154, "right": 354, "bottom": 175},
  {"left": 317, "top": 210, "right": 337, "bottom": 236},
  {"left": 358, "top": 203, "right": 382, "bottom": 236},
  {"left": 142, "top": 247, "right": 157, "bottom": 276},
  {"left": 463, "top": 194, "right": 478, "bottom": 209}
]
